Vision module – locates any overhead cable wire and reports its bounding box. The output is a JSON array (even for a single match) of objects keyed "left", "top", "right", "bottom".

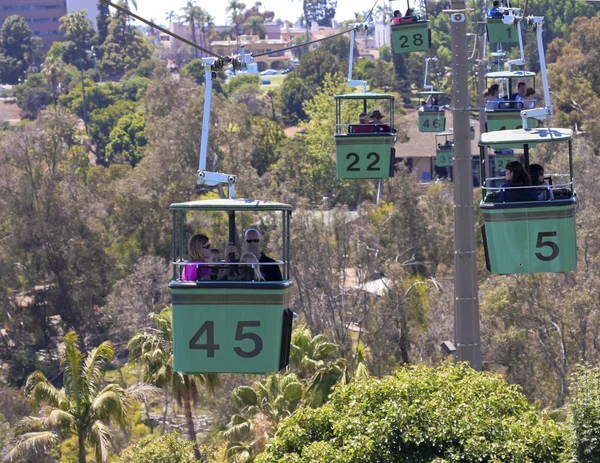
[{"left": 100, "top": 0, "right": 224, "bottom": 59}]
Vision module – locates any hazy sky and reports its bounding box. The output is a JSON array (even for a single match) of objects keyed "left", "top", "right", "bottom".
[{"left": 130, "top": 0, "right": 405, "bottom": 26}]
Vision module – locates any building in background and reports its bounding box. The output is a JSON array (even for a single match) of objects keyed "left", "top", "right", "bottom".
[{"left": 0, "top": 0, "right": 98, "bottom": 51}]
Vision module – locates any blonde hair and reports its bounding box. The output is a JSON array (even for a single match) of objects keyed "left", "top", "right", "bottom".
[
  {"left": 239, "top": 252, "right": 264, "bottom": 281},
  {"left": 188, "top": 234, "right": 209, "bottom": 261}
]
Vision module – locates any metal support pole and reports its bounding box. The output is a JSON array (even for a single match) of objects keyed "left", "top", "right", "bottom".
[
  {"left": 478, "top": 35, "right": 489, "bottom": 178},
  {"left": 449, "top": 1, "right": 482, "bottom": 370}
]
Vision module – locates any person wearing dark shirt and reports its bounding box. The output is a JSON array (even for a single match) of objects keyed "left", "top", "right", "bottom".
[
  {"left": 498, "top": 161, "right": 539, "bottom": 202},
  {"left": 243, "top": 228, "right": 283, "bottom": 281},
  {"left": 370, "top": 110, "right": 391, "bottom": 133},
  {"left": 488, "top": 1, "right": 503, "bottom": 17}
]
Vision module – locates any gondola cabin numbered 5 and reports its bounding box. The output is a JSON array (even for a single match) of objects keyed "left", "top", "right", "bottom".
[
  {"left": 170, "top": 199, "right": 294, "bottom": 374},
  {"left": 479, "top": 129, "right": 577, "bottom": 274},
  {"left": 334, "top": 93, "right": 397, "bottom": 179}
]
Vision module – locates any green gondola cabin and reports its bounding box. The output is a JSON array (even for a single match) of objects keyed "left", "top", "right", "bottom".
[
  {"left": 334, "top": 93, "right": 397, "bottom": 179},
  {"left": 391, "top": 19, "right": 431, "bottom": 54},
  {"left": 418, "top": 91, "right": 446, "bottom": 133},
  {"left": 487, "top": 17, "right": 519, "bottom": 44},
  {"left": 435, "top": 132, "right": 454, "bottom": 167},
  {"left": 485, "top": 71, "right": 536, "bottom": 133},
  {"left": 479, "top": 128, "right": 577, "bottom": 274},
  {"left": 170, "top": 199, "right": 294, "bottom": 374}
]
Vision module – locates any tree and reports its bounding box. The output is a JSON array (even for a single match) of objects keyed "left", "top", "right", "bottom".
[
  {"left": 106, "top": 111, "right": 148, "bottom": 166},
  {"left": 4, "top": 332, "right": 135, "bottom": 463},
  {"left": 301, "top": 0, "right": 337, "bottom": 28},
  {"left": 41, "top": 54, "right": 67, "bottom": 106},
  {"left": 289, "top": 326, "right": 338, "bottom": 380},
  {"left": 128, "top": 308, "right": 219, "bottom": 460},
  {"left": 60, "top": 10, "right": 95, "bottom": 130},
  {"left": 98, "top": 6, "right": 152, "bottom": 79},
  {"left": 226, "top": 0, "right": 247, "bottom": 38},
  {"left": 0, "top": 15, "right": 38, "bottom": 84},
  {"left": 119, "top": 433, "right": 197, "bottom": 463},
  {"left": 256, "top": 363, "right": 566, "bottom": 463},
  {"left": 96, "top": 0, "right": 111, "bottom": 50},
  {"left": 244, "top": 15, "right": 266, "bottom": 38},
  {"left": 179, "top": 1, "right": 202, "bottom": 58}
]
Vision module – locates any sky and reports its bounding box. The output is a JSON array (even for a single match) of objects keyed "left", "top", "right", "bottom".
[{"left": 132, "top": 0, "right": 400, "bottom": 26}]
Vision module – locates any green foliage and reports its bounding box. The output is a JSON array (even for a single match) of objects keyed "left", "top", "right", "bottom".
[
  {"left": 98, "top": 8, "right": 152, "bottom": 79},
  {"left": 14, "top": 73, "right": 52, "bottom": 119},
  {"left": 89, "top": 99, "right": 137, "bottom": 162},
  {"left": 96, "top": 0, "right": 111, "bottom": 51},
  {"left": 0, "top": 15, "right": 38, "bottom": 84},
  {"left": 302, "top": 0, "right": 337, "bottom": 27},
  {"left": 249, "top": 118, "right": 285, "bottom": 176},
  {"left": 5, "top": 332, "right": 135, "bottom": 463},
  {"left": 228, "top": 73, "right": 260, "bottom": 94},
  {"left": 566, "top": 364, "right": 600, "bottom": 461},
  {"left": 118, "top": 433, "right": 198, "bottom": 463},
  {"left": 59, "top": 10, "right": 95, "bottom": 70},
  {"left": 106, "top": 110, "right": 148, "bottom": 166},
  {"left": 181, "top": 59, "right": 205, "bottom": 85},
  {"left": 257, "top": 363, "right": 566, "bottom": 463}
]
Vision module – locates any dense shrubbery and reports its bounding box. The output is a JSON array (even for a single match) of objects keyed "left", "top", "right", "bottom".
[{"left": 258, "top": 363, "right": 566, "bottom": 463}]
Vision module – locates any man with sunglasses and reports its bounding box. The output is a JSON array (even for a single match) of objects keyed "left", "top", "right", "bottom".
[{"left": 243, "top": 228, "right": 283, "bottom": 281}]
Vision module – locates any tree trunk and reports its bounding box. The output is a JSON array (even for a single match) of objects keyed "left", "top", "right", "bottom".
[
  {"left": 183, "top": 396, "right": 202, "bottom": 461},
  {"left": 161, "top": 388, "right": 169, "bottom": 435},
  {"left": 78, "top": 432, "right": 86, "bottom": 463}
]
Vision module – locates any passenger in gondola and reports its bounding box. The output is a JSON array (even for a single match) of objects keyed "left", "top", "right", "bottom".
[
  {"left": 499, "top": 161, "right": 539, "bottom": 202},
  {"left": 511, "top": 81, "right": 526, "bottom": 108},
  {"left": 486, "top": 84, "right": 505, "bottom": 110},
  {"left": 208, "top": 248, "right": 228, "bottom": 280},
  {"left": 424, "top": 94, "right": 439, "bottom": 111},
  {"left": 529, "top": 163, "right": 554, "bottom": 200},
  {"left": 521, "top": 87, "right": 536, "bottom": 109},
  {"left": 401, "top": 8, "right": 417, "bottom": 22},
  {"left": 352, "top": 112, "right": 374, "bottom": 133},
  {"left": 488, "top": 1, "right": 503, "bottom": 18},
  {"left": 391, "top": 10, "right": 402, "bottom": 25},
  {"left": 181, "top": 234, "right": 212, "bottom": 281},
  {"left": 236, "top": 252, "right": 265, "bottom": 281},
  {"left": 370, "top": 110, "right": 392, "bottom": 132}
]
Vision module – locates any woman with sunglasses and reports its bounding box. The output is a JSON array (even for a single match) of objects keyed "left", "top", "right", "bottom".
[
  {"left": 181, "top": 233, "right": 212, "bottom": 281},
  {"left": 498, "top": 161, "right": 539, "bottom": 203}
]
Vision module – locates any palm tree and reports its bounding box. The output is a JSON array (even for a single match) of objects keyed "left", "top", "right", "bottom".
[
  {"left": 165, "top": 10, "right": 176, "bottom": 24},
  {"left": 289, "top": 325, "right": 338, "bottom": 379},
  {"left": 41, "top": 55, "right": 66, "bottom": 106},
  {"left": 226, "top": 0, "right": 246, "bottom": 38},
  {"left": 226, "top": 373, "right": 304, "bottom": 459},
  {"left": 375, "top": 5, "right": 393, "bottom": 23},
  {"left": 179, "top": 1, "right": 201, "bottom": 58},
  {"left": 5, "top": 332, "right": 134, "bottom": 463},
  {"left": 128, "top": 307, "right": 219, "bottom": 461},
  {"left": 243, "top": 15, "right": 266, "bottom": 38}
]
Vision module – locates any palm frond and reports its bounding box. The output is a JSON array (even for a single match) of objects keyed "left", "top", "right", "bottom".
[
  {"left": 126, "top": 383, "right": 161, "bottom": 401},
  {"left": 46, "top": 409, "right": 75, "bottom": 430},
  {"left": 3, "top": 431, "right": 60, "bottom": 462},
  {"left": 25, "top": 372, "right": 66, "bottom": 411},
  {"left": 92, "top": 384, "right": 132, "bottom": 427},
  {"left": 83, "top": 341, "right": 114, "bottom": 397},
  {"left": 88, "top": 420, "right": 111, "bottom": 463},
  {"left": 62, "top": 331, "right": 85, "bottom": 406}
]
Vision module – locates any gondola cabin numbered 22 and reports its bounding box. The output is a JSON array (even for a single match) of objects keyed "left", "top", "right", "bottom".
[
  {"left": 334, "top": 93, "right": 397, "bottom": 179},
  {"left": 170, "top": 199, "right": 294, "bottom": 374}
]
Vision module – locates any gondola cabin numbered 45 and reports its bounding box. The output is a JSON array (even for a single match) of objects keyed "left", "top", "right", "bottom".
[
  {"left": 334, "top": 93, "right": 397, "bottom": 179},
  {"left": 170, "top": 199, "right": 294, "bottom": 374}
]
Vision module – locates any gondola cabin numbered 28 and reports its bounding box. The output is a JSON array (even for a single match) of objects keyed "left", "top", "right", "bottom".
[
  {"left": 170, "top": 199, "right": 294, "bottom": 374},
  {"left": 334, "top": 93, "right": 397, "bottom": 179}
]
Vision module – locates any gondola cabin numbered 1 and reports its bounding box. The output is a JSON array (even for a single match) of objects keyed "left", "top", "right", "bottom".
[
  {"left": 334, "top": 93, "right": 397, "bottom": 180},
  {"left": 170, "top": 199, "right": 294, "bottom": 374}
]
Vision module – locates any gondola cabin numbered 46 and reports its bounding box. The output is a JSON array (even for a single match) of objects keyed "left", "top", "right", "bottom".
[
  {"left": 334, "top": 93, "right": 397, "bottom": 179},
  {"left": 170, "top": 199, "right": 294, "bottom": 374}
]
